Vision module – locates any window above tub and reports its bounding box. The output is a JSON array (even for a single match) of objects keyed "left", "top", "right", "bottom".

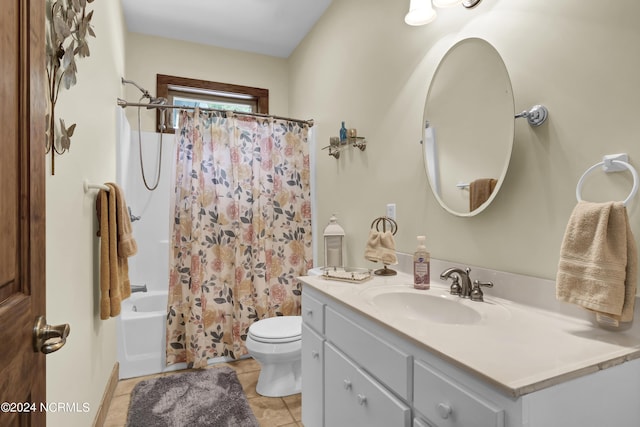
[{"left": 156, "top": 74, "right": 269, "bottom": 133}]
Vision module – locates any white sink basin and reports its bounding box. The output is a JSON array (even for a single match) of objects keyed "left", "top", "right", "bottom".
[
  {"left": 361, "top": 285, "right": 510, "bottom": 325},
  {"left": 372, "top": 292, "right": 481, "bottom": 324}
]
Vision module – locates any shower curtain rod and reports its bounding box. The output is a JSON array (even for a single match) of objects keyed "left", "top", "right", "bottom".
[{"left": 116, "top": 98, "right": 314, "bottom": 127}]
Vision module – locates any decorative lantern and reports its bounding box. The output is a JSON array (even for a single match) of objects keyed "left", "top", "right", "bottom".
[{"left": 323, "top": 214, "right": 345, "bottom": 268}]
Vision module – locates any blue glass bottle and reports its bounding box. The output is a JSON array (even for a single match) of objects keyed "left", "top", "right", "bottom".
[{"left": 339, "top": 122, "right": 347, "bottom": 144}]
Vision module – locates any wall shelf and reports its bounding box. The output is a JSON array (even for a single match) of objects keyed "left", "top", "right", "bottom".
[{"left": 322, "top": 126, "right": 366, "bottom": 159}]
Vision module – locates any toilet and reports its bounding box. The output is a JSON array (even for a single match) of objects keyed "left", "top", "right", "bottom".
[{"left": 245, "top": 315, "right": 302, "bottom": 397}]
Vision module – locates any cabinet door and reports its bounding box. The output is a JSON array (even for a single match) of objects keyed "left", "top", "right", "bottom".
[
  {"left": 302, "top": 323, "right": 324, "bottom": 427},
  {"left": 325, "top": 343, "right": 411, "bottom": 427}
]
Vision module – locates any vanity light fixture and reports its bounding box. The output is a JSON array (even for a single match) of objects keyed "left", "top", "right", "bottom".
[
  {"left": 433, "top": 0, "right": 463, "bottom": 7},
  {"left": 462, "top": 0, "right": 482, "bottom": 7},
  {"left": 405, "top": 0, "right": 481, "bottom": 26},
  {"left": 405, "top": 0, "right": 437, "bottom": 26},
  {"left": 434, "top": 0, "right": 482, "bottom": 8}
]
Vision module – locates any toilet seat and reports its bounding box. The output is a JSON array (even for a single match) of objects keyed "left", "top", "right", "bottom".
[{"left": 248, "top": 316, "right": 301, "bottom": 344}]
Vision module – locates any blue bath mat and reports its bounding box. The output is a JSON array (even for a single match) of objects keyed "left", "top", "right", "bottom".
[{"left": 126, "top": 366, "right": 259, "bottom": 427}]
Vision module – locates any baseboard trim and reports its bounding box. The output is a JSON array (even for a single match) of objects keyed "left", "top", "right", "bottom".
[{"left": 92, "top": 362, "right": 119, "bottom": 427}]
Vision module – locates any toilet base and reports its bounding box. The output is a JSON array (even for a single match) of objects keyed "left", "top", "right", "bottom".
[
  {"left": 245, "top": 316, "right": 302, "bottom": 398},
  {"left": 255, "top": 359, "right": 302, "bottom": 397}
]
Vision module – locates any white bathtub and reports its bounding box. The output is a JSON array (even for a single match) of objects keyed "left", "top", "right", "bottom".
[
  {"left": 116, "top": 290, "right": 172, "bottom": 379},
  {"left": 116, "top": 289, "right": 240, "bottom": 379}
]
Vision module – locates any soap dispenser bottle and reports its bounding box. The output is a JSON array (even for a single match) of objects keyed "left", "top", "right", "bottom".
[{"left": 413, "top": 235, "right": 430, "bottom": 290}]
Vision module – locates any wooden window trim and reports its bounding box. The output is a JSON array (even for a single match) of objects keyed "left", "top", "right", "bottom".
[{"left": 156, "top": 74, "right": 269, "bottom": 133}]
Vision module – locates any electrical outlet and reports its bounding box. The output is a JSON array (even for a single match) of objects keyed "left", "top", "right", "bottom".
[{"left": 386, "top": 203, "right": 396, "bottom": 220}]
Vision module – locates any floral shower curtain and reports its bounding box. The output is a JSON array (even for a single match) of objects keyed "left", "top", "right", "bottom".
[{"left": 166, "top": 109, "right": 312, "bottom": 368}]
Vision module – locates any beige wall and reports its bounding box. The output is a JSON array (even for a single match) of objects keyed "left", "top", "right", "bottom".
[
  {"left": 45, "top": 2, "right": 126, "bottom": 426},
  {"left": 123, "top": 33, "right": 290, "bottom": 132},
  {"left": 289, "top": 0, "right": 640, "bottom": 281}
]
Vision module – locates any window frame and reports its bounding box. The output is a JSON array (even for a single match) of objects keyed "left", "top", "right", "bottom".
[{"left": 156, "top": 74, "right": 269, "bottom": 134}]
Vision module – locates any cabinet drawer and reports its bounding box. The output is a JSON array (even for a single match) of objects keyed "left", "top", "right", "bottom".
[
  {"left": 414, "top": 360, "right": 504, "bottom": 427},
  {"left": 302, "top": 292, "right": 325, "bottom": 334},
  {"left": 325, "top": 307, "right": 412, "bottom": 400},
  {"left": 301, "top": 324, "right": 324, "bottom": 427},
  {"left": 325, "top": 343, "right": 410, "bottom": 427}
]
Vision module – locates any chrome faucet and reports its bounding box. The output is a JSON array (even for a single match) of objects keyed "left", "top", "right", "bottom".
[
  {"left": 440, "top": 267, "right": 472, "bottom": 298},
  {"left": 440, "top": 267, "right": 494, "bottom": 302},
  {"left": 131, "top": 284, "right": 147, "bottom": 293}
]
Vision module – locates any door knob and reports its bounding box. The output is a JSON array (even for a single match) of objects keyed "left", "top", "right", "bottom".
[{"left": 33, "top": 316, "right": 70, "bottom": 354}]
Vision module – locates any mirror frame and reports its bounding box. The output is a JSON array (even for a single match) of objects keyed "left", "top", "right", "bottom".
[{"left": 423, "top": 37, "right": 515, "bottom": 217}]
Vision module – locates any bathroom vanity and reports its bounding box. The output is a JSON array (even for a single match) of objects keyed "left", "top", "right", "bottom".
[{"left": 300, "top": 268, "right": 640, "bottom": 427}]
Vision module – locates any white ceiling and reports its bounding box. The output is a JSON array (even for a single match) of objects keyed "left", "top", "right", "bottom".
[{"left": 120, "top": 0, "right": 333, "bottom": 58}]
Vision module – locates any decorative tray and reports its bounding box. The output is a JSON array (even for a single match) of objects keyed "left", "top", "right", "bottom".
[{"left": 319, "top": 267, "right": 372, "bottom": 283}]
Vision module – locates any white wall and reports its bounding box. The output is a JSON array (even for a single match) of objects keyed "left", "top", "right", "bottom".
[
  {"left": 45, "top": 1, "right": 126, "bottom": 426},
  {"left": 288, "top": 0, "right": 640, "bottom": 283},
  {"left": 119, "top": 127, "right": 175, "bottom": 291}
]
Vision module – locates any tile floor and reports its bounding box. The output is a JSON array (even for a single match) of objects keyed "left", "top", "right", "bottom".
[{"left": 104, "top": 358, "right": 303, "bottom": 427}]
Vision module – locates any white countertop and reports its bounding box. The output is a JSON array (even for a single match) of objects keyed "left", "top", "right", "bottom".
[{"left": 299, "top": 271, "right": 640, "bottom": 397}]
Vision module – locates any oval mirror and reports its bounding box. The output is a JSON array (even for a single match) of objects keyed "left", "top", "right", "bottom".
[{"left": 423, "top": 38, "right": 514, "bottom": 216}]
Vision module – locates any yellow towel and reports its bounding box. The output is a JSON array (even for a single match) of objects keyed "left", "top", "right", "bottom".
[
  {"left": 469, "top": 178, "right": 497, "bottom": 211},
  {"left": 556, "top": 201, "right": 637, "bottom": 324},
  {"left": 109, "top": 182, "right": 138, "bottom": 257},
  {"left": 96, "top": 183, "right": 138, "bottom": 319}
]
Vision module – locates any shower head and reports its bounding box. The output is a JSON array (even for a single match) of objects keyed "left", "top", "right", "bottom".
[
  {"left": 122, "top": 77, "right": 168, "bottom": 111},
  {"left": 121, "top": 77, "right": 152, "bottom": 100}
]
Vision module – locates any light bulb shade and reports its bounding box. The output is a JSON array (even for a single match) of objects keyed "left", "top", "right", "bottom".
[
  {"left": 433, "top": 0, "right": 464, "bottom": 7},
  {"left": 404, "top": 0, "right": 436, "bottom": 26}
]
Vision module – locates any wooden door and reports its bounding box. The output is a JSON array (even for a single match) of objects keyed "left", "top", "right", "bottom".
[{"left": 0, "top": 0, "right": 47, "bottom": 426}]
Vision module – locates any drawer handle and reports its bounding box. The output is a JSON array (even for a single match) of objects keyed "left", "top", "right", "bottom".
[
  {"left": 311, "top": 350, "right": 319, "bottom": 359},
  {"left": 357, "top": 394, "right": 367, "bottom": 406},
  {"left": 305, "top": 309, "right": 313, "bottom": 316},
  {"left": 437, "top": 402, "right": 452, "bottom": 419},
  {"left": 343, "top": 379, "right": 352, "bottom": 390}
]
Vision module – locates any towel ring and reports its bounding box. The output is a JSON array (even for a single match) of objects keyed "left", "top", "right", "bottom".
[
  {"left": 576, "top": 158, "right": 639, "bottom": 207},
  {"left": 370, "top": 216, "right": 398, "bottom": 277},
  {"left": 371, "top": 216, "right": 398, "bottom": 235}
]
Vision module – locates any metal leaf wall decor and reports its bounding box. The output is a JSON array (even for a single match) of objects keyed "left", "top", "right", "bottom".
[{"left": 45, "top": 0, "right": 96, "bottom": 175}]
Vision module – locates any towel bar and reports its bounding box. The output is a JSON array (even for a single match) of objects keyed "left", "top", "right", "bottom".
[
  {"left": 576, "top": 153, "right": 639, "bottom": 207},
  {"left": 83, "top": 180, "right": 109, "bottom": 193}
]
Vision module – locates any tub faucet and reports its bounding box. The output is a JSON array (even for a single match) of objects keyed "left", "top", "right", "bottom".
[
  {"left": 440, "top": 267, "right": 472, "bottom": 298},
  {"left": 131, "top": 284, "right": 147, "bottom": 293}
]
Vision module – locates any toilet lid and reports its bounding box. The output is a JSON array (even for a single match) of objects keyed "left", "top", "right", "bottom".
[{"left": 248, "top": 316, "right": 301, "bottom": 343}]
